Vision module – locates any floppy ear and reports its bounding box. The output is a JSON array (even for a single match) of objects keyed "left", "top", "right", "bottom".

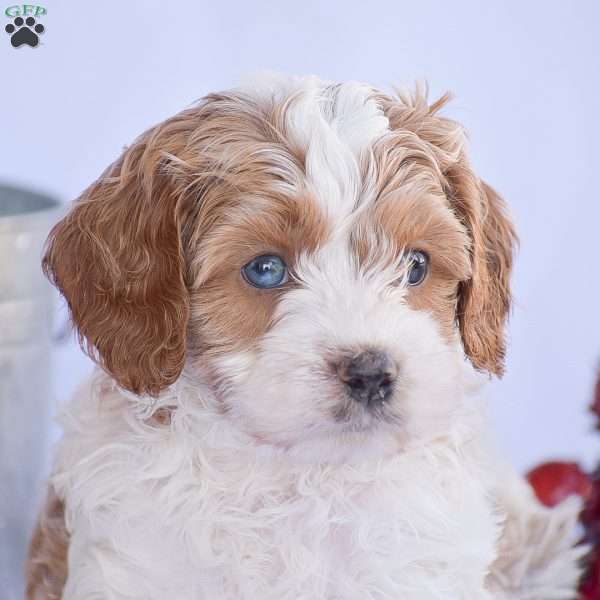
[
  {"left": 383, "top": 88, "right": 517, "bottom": 376},
  {"left": 43, "top": 125, "right": 192, "bottom": 396},
  {"left": 431, "top": 106, "right": 517, "bottom": 376},
  {"left": 450, "top": 174, "right": 517, "bottom": 376}
]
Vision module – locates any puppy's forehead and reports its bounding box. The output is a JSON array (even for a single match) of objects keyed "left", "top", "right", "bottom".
[{"left": 239, "top": 74, "right": 390, "bottom": 220}]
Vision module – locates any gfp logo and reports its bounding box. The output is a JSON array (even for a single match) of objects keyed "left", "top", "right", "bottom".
[{"left": 4, "top": 5, "right": 46, "bottom": 47}]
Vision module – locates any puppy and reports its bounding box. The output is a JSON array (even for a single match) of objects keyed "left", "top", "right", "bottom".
[{"left": 27, "top": 74, "right": 584, "bottom": 599}]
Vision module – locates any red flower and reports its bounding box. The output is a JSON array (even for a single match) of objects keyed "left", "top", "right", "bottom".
[{"left": 527, "top": 461, "right": 591, "bottom": 508}]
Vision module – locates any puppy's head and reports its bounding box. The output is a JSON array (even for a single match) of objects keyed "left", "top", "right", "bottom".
[{"left": 44, "top": 76, "right": 516, "bottom": 457}]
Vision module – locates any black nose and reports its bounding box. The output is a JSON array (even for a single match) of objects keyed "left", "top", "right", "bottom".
[{"left": 337, "top": 350, "right": 398, "bottom": 407}]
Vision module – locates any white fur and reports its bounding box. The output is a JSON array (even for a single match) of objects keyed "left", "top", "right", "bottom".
[
  {"left": 487, "top": 467, "right": 587, "bottom": 600},
  {"left": 55, "top": 369, "right": 501, "bottom": 600}
]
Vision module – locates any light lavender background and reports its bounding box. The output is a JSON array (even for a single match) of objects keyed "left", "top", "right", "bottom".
[{"left": 1, "top": 0, "right": 599, "bottom": 472}]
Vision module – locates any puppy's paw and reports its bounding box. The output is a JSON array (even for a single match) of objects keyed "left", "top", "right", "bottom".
[{"left": 488, "top": 496, "right": 587, "bottom": 600}]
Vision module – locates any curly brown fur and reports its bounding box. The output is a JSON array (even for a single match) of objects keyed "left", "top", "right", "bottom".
[{"left": 26, "top": 487, "right": 69, "bottom": 600}]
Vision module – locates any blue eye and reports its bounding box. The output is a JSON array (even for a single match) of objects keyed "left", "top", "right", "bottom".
[
  {"left": 242, "top": 255, "right": 288, "bottom": 289},
  {"left": 407, "top": 250, "right": 429, "bottom": 286}
]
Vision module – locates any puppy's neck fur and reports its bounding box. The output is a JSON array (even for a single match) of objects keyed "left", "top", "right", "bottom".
[{"left": 51, "top": 369, "right": 500, "bottom": 600}]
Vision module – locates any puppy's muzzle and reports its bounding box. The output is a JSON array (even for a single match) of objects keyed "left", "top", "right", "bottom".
[{"left": 337, "top": 350, "right": 398, "bottom": 408}]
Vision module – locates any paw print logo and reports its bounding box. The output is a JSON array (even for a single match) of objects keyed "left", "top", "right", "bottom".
[{"left": 5, "top": 16, "right": 44, "bottom": 47}]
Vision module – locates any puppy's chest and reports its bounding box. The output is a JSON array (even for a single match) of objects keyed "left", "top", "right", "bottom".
[{"left": 71, "top": 448, "right": 498, "bottom": 599}]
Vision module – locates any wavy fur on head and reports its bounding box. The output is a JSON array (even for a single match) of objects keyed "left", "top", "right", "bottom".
[{"left": 30, "top": 74, "right": 580, "bottom": 600}]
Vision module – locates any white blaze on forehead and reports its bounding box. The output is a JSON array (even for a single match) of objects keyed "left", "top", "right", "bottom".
[{"left": 239, "top": 73, "right": 390, "bottom": 220}]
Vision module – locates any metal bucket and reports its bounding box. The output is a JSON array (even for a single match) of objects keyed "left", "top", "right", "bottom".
[{"left": 0, "top": 184, "right": 63, "bottom": 599}]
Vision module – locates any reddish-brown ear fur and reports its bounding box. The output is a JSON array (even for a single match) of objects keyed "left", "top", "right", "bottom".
[
  {"left": 382, "top": 89, "right": 517, "bottom": 375},
  {"left": 452, "top": 176, "right": 517, "bottom": 376},
  {"left": 43, "top": 127, "right": 191, "bottom": 396}
]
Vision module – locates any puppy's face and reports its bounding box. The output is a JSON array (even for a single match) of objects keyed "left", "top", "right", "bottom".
[{"left": 44, "top": 77, "right": 516, "bottom": 459}]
